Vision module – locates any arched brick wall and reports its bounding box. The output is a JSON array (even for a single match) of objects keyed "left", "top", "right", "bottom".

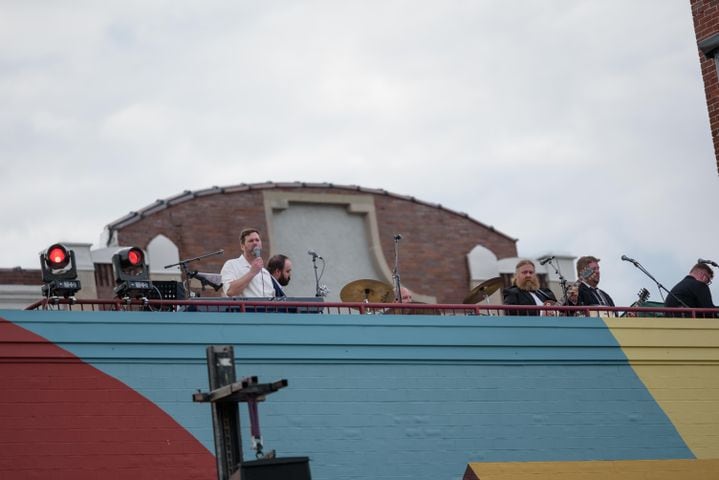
[{"left": 109, "top": 183, "right": 517, "bottom": 303}]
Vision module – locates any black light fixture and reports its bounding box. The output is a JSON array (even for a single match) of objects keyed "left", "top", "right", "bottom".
[
  {"left": 112, "top": 246, "right": 153, "bottom": 298},
  {"left": 40, "top": 243, "right": 82, "bottom": 298}
]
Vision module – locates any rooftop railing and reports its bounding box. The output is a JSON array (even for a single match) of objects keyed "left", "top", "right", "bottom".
[{"left": 23, "top": 297, "right": 719, "bottom": 318}]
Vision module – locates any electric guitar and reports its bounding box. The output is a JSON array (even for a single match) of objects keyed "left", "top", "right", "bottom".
[{"left": 621, "top": 288, "right": 650, "bottom": 317}]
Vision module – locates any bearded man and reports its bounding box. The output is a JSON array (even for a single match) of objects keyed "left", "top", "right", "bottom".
[
  {"left": 502, "top": 259, "right": 558, "bottom": 316},
  {"left": 267, "top": 254, "right": 292, "bottom": 298}
]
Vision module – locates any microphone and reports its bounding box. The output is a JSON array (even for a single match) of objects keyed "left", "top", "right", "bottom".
[
  {"left": 539, "top": 256, "right": 554, "bottom": 266},
  {"left": 698, "top": 258, "right": 719, "bottom": 267},
  {"left": 308, "top": 250, "right": 323, "bottom": 260},
  {"left": 252, "top": 246, "right": 261, "bottom": 258},
  {"left": 621, "top": 255, "right": 639, "bottom": 265},
  {"left": 393, "top": 234, "right": 403, "bottom": 241}
]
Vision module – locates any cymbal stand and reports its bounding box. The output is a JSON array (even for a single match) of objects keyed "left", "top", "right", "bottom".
[
  {"left": 363, "top": 288, "right": 380, "bottom": 315},
  {"left": 392, "top": 234, "right": 403, "bottom": 303}
]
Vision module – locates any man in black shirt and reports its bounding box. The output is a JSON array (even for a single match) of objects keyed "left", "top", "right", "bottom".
[
  {"left": 566, "top": 256, "right": 615, "bottom": 307},
  {"left": 503, "top": 259, "right": 558, "bottom": 316},
  {"left": 665, "top": 263, "right": 716, "bottom": 316},
  {"left": 267, "top": 254, "right": 292, "bottom": 298}
]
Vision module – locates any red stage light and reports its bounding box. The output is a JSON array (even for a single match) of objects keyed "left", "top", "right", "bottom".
[
  {"left": 112, "top": 246, "right": 152, "bottom": 298},
  {"left": 127, "top": 248, "right": 143, "bottom": 266},
  {"left": 45, "top": 244, "right": 70, "bottom": 269},
  {"left": 40, "top": 243, "right": 81, "bottom": 297}
]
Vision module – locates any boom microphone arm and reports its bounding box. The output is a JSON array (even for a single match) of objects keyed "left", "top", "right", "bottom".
[
  {"left": 165, "top": 249, "right": 225, "bottom": 297},
  {"left": 621, "top": 255, "right": 689, "bottom": 308}
]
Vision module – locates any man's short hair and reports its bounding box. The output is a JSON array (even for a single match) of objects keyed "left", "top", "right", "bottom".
[
  {"left": 239, "top": 228, "right": 260, "bottom": 245},
  {"left": 267, "top": 254, "right": 288, "bottom": 274},
  {"left": 576, "top": 256, "right": 600, "bottom": 275},
  {"left": 692, "top": 263, "right": 714, "bottom": 280}
]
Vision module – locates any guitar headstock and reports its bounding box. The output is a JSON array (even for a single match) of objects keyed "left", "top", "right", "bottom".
[
  {"left": 637, "top": 288, "right": 650, "bottom": 304},
  {"left": 579, "top": 266, "right": 594, "bottom": 280}
]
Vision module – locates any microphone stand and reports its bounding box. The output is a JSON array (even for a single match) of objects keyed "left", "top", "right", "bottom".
[
  {"left": 310, "top": 254, "right": 328, "bottom": 297},
  {"left": 164, "top": 249, "right": 224, "bottom": 298},
  {"left": 624, "top": 258, "right": 690, "bottom": 308},
  {"left": 392, "top": 234, "right": 402, "bottom": 303},
  {"left": 544, "top": 258, "right": 569, "bottom": 303},
  {"left": 312, "top": 254, "right": 320, "bottom": 297}
]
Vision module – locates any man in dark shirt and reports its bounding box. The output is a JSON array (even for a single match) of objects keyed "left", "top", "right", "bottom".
[
  {"left": 665, "top": 263, "right": 716, "bottom": 316},
  {"left": 267, "top": 254, "right": 292, "bottom": 298},
  {"left": 566, "top": 255, "right": 615, "bottom": 308}
]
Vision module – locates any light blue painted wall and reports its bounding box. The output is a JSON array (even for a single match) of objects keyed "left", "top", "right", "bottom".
[{"left": 1, "top": 310, "right": 693, "bottom": 480}]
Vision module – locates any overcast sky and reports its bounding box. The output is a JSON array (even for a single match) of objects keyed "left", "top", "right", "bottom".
[{"left": 2, "top": 1, "right": 718, "bottom": 306}]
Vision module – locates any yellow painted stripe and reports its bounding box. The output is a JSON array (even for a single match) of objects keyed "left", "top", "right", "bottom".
[
  {"left": 604, "top": 317, "right": 719, "bottom": 458},
  {"left": 465, "top": 459, "right": 719, "bottom": 480}
]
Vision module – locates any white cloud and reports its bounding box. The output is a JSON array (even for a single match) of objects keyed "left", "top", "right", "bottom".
[{"left": 1, "top": 0, "right": 717, "bottom": 306}]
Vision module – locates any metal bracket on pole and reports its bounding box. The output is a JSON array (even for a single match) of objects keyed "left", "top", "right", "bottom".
[{"left": 193, "top": 345, "right": 288, "bottom": 480}]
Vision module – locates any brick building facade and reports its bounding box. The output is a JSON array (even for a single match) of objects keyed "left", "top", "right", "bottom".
[
  {"left": 106, "top": 182, "right": 518, "bottom": 304},
  {"left": 691, "top": 0, "right": 719, "bottom": 173}
]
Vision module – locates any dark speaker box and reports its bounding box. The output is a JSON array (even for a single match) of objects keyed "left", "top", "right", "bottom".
[
  {"left": 146, "top": 281, "right": 186, "bottom": 311},
  {"left": 152, "top": 280, "right": 186, "bottom": 300},
  {"left": 238, "top": 457, "right": 311, "bottom": 480}
]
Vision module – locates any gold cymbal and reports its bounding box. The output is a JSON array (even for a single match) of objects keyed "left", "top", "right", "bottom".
[
  {"left": 340, "top": 279, "right": 394, "bottom": 303},
  {"left": 463, "top": 276, "right": 504, "bottom": 304}
]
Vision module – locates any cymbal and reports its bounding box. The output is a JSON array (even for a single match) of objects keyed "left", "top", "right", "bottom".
[
  {"left": 340, "top": 279, "right": 394, "bottom": 303},
  {"left": 463, "top": 277, "right": 504, "bottom": 304}
]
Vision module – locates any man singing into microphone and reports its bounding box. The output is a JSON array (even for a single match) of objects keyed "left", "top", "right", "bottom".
[
  {"left": 220, "top": 228, "right": 274, "bottom": 297},
  {"left": 664, "top": 262, "right": 716, "bottom": 315},
  {"left": 503, "top": 260, "right": 558, "bottom": 316}
]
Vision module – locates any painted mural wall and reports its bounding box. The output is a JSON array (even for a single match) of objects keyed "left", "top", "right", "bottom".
[{"left": 1, "top": 310, "right": 718, "bottom": 480}]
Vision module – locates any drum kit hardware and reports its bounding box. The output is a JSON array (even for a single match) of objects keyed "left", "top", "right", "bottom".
[
  {"left": 462, "top": 277, "right": 503, "bottom": 304},
  {"left": 340, "top": 279, "right": 445, "bottom": 315},
  {"left": 339, "top": 275, "right": 506, "bottom": 314},
  {"left": 339, "top": 279, "right": 394, "bottom": 303}
]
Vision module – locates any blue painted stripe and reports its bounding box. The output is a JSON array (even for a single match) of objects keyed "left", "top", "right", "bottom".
[{"left": 3, "top": 311, "right": 627, "bottom": 362}]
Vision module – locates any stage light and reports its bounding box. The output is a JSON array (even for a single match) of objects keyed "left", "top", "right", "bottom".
[
  {"left": 40, "top": 243, "right": 81, "bottom": 298},
  {"left": 112, "top": 246, "right": 153, "bottom": 298}
]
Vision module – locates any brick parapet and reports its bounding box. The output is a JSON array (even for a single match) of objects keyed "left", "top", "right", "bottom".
[
  {"left": 691, "top": 0, "right": 719, "bottom": 174},
  {"left": 0, "top": 268, "right": 42, "bottom": 285},
  {"left": 113, "top": 185, "right": 517, "bottom": 303}
]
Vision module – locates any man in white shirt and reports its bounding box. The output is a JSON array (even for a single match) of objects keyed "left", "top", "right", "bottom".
[{"left": 220, "top": 228, "right": 274, "bottom": 298}]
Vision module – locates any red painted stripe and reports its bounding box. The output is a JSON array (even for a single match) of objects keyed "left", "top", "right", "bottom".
[{"left": 0, "top": 318, "right": 216, "bottom": 479}]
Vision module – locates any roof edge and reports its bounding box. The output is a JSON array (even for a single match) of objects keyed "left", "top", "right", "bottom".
[{"left": 103, "top": 181, "right": 517, "bottom": 243}]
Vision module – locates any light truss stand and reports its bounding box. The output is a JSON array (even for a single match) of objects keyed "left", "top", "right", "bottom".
[{"left": 193, "top": 345, "right": 310, "bottom": 480}]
